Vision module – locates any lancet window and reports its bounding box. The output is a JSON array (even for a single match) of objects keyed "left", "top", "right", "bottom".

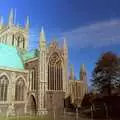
[
  {"left": 0, "top": 75, "right": 9, "bottom": 101},
  {"left": 29, "top": 68, "right": 36, "bottom": 90},
  {"left": 15, "top": 78, "right": 25, "bottom": 101}
]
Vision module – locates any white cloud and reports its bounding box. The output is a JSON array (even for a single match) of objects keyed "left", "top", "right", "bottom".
[
  {"left": 62, "top": 19, "right": 120, "bottom": 48},
  {"left": 29, "top": 19, "right": 120, "bottom": 50}
]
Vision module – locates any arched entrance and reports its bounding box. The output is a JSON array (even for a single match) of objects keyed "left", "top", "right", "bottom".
[{"left": 27, "top": 95, "right": 37, "bottom": 115}]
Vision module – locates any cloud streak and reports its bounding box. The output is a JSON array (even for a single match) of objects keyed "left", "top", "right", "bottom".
[
  {"left": 29, "top": 19, "right": 120, "bottom": 50},
  {"left": 29, "top": 27, "right": 40, "bottom": 50},
  {"left": 62, "top": 19, "right": 120, "bottom": 49}
]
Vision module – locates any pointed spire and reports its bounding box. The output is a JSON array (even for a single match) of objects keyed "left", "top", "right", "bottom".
[
  {"left": 80, "top": 64, "right": 86, "bottom": 73},
  {"left": 63, "top": 37, "right": 68, "bottom": 49},
  {"left": 41, "top": 26, "right": 44, "bottom": 33},
  {"left": 40, "top": 26, "right": 46, "bottom": 41},
  {"left": 8, "top": 8, "right": 14, "bottom": 26},
  {"left": 70, "top": 64, "right": 74, "bottom": 80},
  {"left": 0, "top": 16, "right": 3, "bottom": 29},
  {"left": 39, "top": 26, "right": 46, "bottom": 49},
  {"left": 63, "top": 38, "right": 68, "bottom": 57},
  {"left": 25, "top": 16, "right": 29, "bottom": 31},
  {"left": 80, "top": 64, "right": 86, "bottom": 80},
  {"left": 14, "top": 8, "right": 16, "bottom": 24}
]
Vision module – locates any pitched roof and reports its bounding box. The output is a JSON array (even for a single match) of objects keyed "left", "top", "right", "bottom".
[{"left": 0, "top": 43, "right": 24, "bottom": 70}]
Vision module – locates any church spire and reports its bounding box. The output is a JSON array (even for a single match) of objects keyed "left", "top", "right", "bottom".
[
  {"left": 39, "top": 26, "right": 46, "bottom": 49},
  {"left": 70, "top": 64, "right": 74, "bottom": 80},
  {"left": 80, "top": 64, "right": 86, "bottom": 80},
  {"left": 63, "top": 37, "right": 68, "bottom": 57},
  {"left": 8, "top": 8, "right": 14, "bottom": 26},
  {"left": 80, "top": 64, "right": 85, "bottom": 72},
  {"left": 0, "top": 16, "right": 3, "bottom": 29},
  {"left": 25, "top": 16, "right": 29, "bottom": 31},
  {"left": 63, "top": 37, "right": 68, "bottom": 50}
]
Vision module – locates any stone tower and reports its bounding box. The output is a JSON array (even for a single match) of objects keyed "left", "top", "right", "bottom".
[
  {"left": 0, "top": 16, "right": 3, "bottom": 29},
  {"left": 69, "top": 64, "right": 74, "bottom": 80},
  {"left": 63, "top": 38, "right": 68, "bottom": 96},
  {"left": 0, "top": 9, "right": 29, "bottom": 51},
  {"left": 38, "top": 27, "right": 48, "bottom": 114},
  {"left": 80, "top": 64, "right": 86, "bottom": 81},
  {"left": 80, "top": 64, "right": 88, "bottom": 93}
]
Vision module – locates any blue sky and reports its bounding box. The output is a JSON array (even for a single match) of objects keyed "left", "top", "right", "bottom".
[{"left": 1, "top": 0, "right": 120, "bottom": 86}]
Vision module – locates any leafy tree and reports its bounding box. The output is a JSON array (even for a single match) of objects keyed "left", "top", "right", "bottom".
[
  {"left": 64, "top": 96, "right": 75, "bottom": 111},
  {"left": 81, "top": 92, "right": 96, "bottom": 108},
  {"left": 81, "top": 93, "right": 91, "bottom": 107},
  {"left": 91, "top": 51, "right": 120, "bottom": 96}
]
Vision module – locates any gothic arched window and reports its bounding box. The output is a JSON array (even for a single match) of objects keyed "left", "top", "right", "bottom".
[
  {"left": 15, "top": 78, "right": 25, "bottom": 101},
  {"left": 0, "top": 75, "right": 9, "bottom": 101},
  {"left": 48, "top": 52, "right": 63, "bottom": 90}
]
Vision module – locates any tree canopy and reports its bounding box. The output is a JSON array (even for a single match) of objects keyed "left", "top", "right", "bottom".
[{"left": 91, "top": 51, "right": 120, "bottom": 96}]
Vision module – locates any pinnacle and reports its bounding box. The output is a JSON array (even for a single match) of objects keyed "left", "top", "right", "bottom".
[{"left": 40, "top": 26, "right": 46, "bottom": 42}]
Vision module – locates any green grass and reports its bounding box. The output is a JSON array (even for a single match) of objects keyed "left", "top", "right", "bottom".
[{"left": 0, "top": 115, "right": 53, "bottom": 120}]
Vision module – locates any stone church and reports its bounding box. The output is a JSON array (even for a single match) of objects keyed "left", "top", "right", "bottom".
[{"left": 0, "top": 9, "right": 88, "bottom": 116}]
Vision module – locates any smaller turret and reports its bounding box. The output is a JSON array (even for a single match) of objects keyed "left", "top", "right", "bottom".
[
  {"left": 0, "top": 16, "right": 3, "bottom": 29},
  {"left": 80, "top": 64, "right": 86, "bottom": 81},
  {"left": 39, "top": 27, "right": 46, "bottom": 50},
  {"left": 8, "top": 8, "right": 14, "bottom": 26},
  {"left": 63, "top": 38, "right": 68, "bottom": 50},
  {"left": 25, "top": 16, "right": 29, "bottom": 31},
  {"left": 69, "top": 64, "right": 74, "bottom": 80}
]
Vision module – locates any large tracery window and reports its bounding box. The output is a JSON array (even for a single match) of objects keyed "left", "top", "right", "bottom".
[
  {"left": 48, "top": 52, "right": 63, "bottom": 90},
  {"left": 0, "top": 75, "right": 9, "bottom": 101},
  {"left": 15, "top": 78, "right": 25, "bottom": 101}
]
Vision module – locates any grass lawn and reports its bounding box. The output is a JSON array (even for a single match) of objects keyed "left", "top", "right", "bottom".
[{"left": 0, "top": 115, "right": 53, "bottom": 120}]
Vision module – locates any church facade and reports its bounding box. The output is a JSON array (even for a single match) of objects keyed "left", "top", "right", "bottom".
[{"left": 0, "top": 9, "right": 88, "bottom": 116}]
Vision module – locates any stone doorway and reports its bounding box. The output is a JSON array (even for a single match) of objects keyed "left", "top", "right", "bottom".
[{"left": 27, "top": 95, "right": 37, "bottom": 115}]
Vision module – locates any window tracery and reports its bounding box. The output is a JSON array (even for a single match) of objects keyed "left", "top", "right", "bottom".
[
  {"left": 0, "top": 75, "right": 9, "bottom": 101},
  {"left": 48, "top": 52, "right": 63, "bottom": 90},
  {"left": 15, "top": 78, "right": 25, "bottom": 101}
]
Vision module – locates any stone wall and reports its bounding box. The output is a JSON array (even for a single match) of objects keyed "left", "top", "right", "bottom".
[
  {"left": 46, "top": 91, "right": 65, "bottom": 116},
  {"left": 0, "top": 103, "right": 9, "bottom": 115},
  {"left": 0, "top": 68, "right": 28, "bottom": 116}
]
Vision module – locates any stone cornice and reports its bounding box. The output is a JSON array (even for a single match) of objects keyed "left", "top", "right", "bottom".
[{"left": 0, "top": 66, "right": 28, "bottom": 73}]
